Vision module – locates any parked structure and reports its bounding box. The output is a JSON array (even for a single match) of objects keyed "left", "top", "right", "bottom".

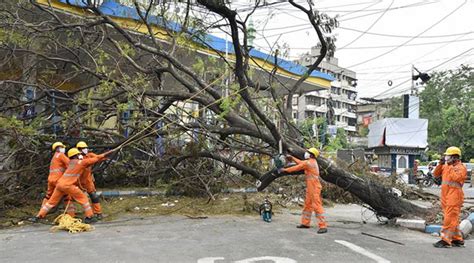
[{"left": 367, "top": 118, "right": 428, "bottom": 183}]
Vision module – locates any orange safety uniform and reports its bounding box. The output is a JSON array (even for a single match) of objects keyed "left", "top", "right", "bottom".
[
  {"left": 43, "top": 152, "right": 69, "bottom": 206},
  {"left": 79, "top": 152, "right": 102, "bottom": 215},
  {"left": 433, "top": 160, "right": 467, "bottom": 245},
  {"left": 284, "top": 157, "right": 327, "bottom": 229},
  {"left": 37, "top": 154, "right": 105, "bottom": 219}
]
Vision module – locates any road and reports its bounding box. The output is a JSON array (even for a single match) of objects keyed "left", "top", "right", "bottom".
[{"left": 1, "top": 204, "right": 473, "bottom": 263}]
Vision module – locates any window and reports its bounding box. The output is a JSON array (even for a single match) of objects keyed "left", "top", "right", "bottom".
[
  {"left": 398, "top": 156, "right": 407, "bottom": 168},
  {"left": 305, "top": 111, "right": 315, "bottom": 119}
]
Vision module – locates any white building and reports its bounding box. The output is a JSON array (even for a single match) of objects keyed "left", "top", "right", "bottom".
[{"left": 295, "top": 47, "right": 358, "bottom": 135}]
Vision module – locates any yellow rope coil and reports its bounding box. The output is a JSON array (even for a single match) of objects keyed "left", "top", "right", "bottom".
[{"left": 50, "top": 214, "right": 94, "bottom": 234}]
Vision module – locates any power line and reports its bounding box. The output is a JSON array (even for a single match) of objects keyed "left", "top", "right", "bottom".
[
  {"left": 348, "top": 0, "right": 467, "bottom": 68},
  {"left": 339, "top": 1, "right": 436, "bottom": 22},
  {"left": 338, "top": 26, "right": 474, "bottom": 39},
  {"left": 355, "top": 54, "right": 474, "bottom": 71},
  {"left": 360, "top": 32, "right": 473, "bottom": 91},
  {"left": 285, "top": 37, "right": 474, "bottom": 50},
  {"left": 371, "top": 47, "right": 473, "bottom": 98},
  {"left": 346, "top": 0, "right": 467, "bottom": 69},
  {"left": 339, "top": 0, "right": 394, "bottom": 49}
]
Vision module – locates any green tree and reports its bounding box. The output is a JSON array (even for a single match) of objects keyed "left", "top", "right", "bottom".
[
  {"left": 419, "top": 65, "right": 473, "bottom": 160},
  {"left": 324, "top": 128, "right": 349, "bottom": 152},
  {"left": 383, "top": 96, "right": 403, "bottom": 118}
]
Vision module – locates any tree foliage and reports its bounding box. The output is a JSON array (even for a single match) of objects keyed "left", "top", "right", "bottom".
[{"left": 419, "top": 65, "right": 473, "bottom": 160}]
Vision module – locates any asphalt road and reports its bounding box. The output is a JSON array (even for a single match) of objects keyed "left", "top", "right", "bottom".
[{"left": 1, "top": 204, "right": 473, "bottom": 263}]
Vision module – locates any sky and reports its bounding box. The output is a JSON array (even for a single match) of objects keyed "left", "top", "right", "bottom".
[{"left": 223, "top": 0, "right": 474, "bottom": 98}]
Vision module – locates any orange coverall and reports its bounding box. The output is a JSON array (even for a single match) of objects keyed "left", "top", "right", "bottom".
[
  {"left": 43, "top": 152, "right": 69, "bottom": 206},
  {"left": 284, "top": 157, "right": 327, "bottom": 228},
  {"left": 433, "top": 160, "right": 467, "bottom": 245},
  {"left": 79, "top": 152, "right": 102, "bottom": 214},
  {"left": 37, "top": 154, "right": 105, "bottom": 219}
]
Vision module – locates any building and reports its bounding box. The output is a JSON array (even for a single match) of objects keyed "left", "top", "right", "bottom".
[
  {"left": 295, "top": 46, "right": 358, "bottom": 136},
  {"left": 356, "top": 98, "right": 389, "bottom": 131}
]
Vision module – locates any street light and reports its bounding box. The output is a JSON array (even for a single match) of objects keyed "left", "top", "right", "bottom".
[{"left": 411, "top": 66, "right": 431, "bottom": 95}]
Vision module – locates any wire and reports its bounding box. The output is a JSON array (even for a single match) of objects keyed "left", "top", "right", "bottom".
[
  {"left": 355, "top": 54, "right": 474, "bottom": 71},
  {"left": 338, "top": 26, "right": 474, "bottom": 39},
  {"left": 371, "top": 47, "right": 473, "bottom": 98},
  {"left": 339, "top": 38, "right": 474, "bottom": 50},
  {"left": 359, "top": 31, "right": 473, "bottom": 93},
  {"left": 339, "top": 0, "right": 394, "bottom": 49},
  {"left": 339, "top": 1, "right": 436, "bottom": 22},
  {"left": 346, "top": 0, "right": 467, "bottom": 69}
]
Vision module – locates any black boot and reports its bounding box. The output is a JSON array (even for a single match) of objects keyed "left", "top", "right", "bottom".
[
  {"left": 433, "top": 240, "right": 451, "bottom": 248},
  {"left": 95, "top": 214, "right": 103, "bottom": 220},
  {"left": 452, "top": 240, "right": 464, "bottom": 247},
  {"left": 317, "top": 228, "right": 328, "bottom": 234},
  {"left": 28, "top": 217, "right": 40, "bottom": 223},
  {"left": 84, "top": 216, "right": 98, "bottom": 224},
  {"left": 296, "top": 224, "right": 310, "bottom": 229}
]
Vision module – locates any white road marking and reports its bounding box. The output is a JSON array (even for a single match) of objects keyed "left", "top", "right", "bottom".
[
  {"left": 335, "top": 240, "right": 390, "bottom": 263},
  {"left": 234, "top": 256, "right": 297, "bottom": 263},
  {"left": 197, "top": 257, "right": 225, "bottom": 263}
]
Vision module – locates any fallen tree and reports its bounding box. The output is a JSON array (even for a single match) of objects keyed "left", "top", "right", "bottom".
[{"left": 0, "top": 0, "right": 428, "bottom": 218}]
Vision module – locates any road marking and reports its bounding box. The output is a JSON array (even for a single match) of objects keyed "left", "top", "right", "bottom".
[
  {"left": 197, "top": 257, "right": 296, "bottom": 263},
  {"left": 234, "top": 256, "right": 297, "bottom": 263},
  {"left": 335, "top": 240, "right": 390, "bottom": 263},
  {"left": 197, "top": 257, "right": 225, "bottom": 263}
]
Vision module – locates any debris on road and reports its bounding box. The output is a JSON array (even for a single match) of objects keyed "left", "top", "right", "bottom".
[
  {"left": 361, "top": 232, "right": 405, "bottom": 246},
  {"left": 425, "top": 224, "right": 442, "bottom": 235},
  {"left": 395, "top": 219, "right": 426, "bottom": 231},
  {"left": 459, "top": 219, "right": 472, "bottom": 238}
]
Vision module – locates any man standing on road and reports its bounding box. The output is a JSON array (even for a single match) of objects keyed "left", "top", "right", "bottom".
[
  {"left": 432, "top": 146, "right": 467, "bottom": 248},
  {"left": 280, "top": 148, "right": 328, "bottom": 234}
]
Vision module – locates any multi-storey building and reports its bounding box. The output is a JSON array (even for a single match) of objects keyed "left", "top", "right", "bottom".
[{"left": 295, "top": 47, "right": 358, "bottom": 136}]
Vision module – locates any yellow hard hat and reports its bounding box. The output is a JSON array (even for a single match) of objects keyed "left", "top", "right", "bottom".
[
  {"left": 67, "top": 148, "right": 81, "bottom": 158},
  {"left": 52, "top": 142, "right": 66, "bottom": 151},
  {"left": 444, "top": 146, "right": 461, "bottom": 156},
  {"left": 307, "top": 148, "right": 320, "bottom": 158},
  {"left": 76, "top": 141, "right": 88, "bottom": 148}
]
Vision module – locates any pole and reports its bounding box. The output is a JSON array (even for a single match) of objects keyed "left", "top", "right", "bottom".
[{"left": 225, "top": 33, "right": 229, "bottom": 97}]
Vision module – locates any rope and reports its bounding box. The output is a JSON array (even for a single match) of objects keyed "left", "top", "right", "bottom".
[
  {"left": 50, "top": 214, "right": 94, "bottom": 233},
  {"left": 48, "top": 194, "right": 94, "bottom": 233}
]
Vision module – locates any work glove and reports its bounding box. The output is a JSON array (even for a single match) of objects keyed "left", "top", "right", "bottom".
[
  {"left": 438, "top": 156, "right": 445, "bottom": 165},
  {"left": 434, "top": 176, "right": 441, "bottom": 186},
  {"left": 277, "top": 168, "right": 284, "bottom": 174}
]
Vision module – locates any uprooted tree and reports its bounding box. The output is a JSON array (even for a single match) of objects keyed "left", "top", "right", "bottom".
[{"left": 0, "top": 0, "right": 428, "bottom": 218}]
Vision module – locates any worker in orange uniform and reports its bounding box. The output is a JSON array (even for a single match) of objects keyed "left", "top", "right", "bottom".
[
  {"left": 432, "top": 146, "right": 467, "bottom": 248},
  {"left": 280, "top": 148, "right": 328, "bottom": 234},
  {"left": 31, "top": 148, "right": 115, "bottom": 224},
  {"left": 76, "top": 141, "right": 103, "bottom": 219},
  {"left": 42, "top": 142, "right": 69, "bottom": 207}
]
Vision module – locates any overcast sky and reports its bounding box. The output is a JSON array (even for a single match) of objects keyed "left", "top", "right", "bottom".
[{"left": 226, "top": 0, "right": 474, "bottom": 98}]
